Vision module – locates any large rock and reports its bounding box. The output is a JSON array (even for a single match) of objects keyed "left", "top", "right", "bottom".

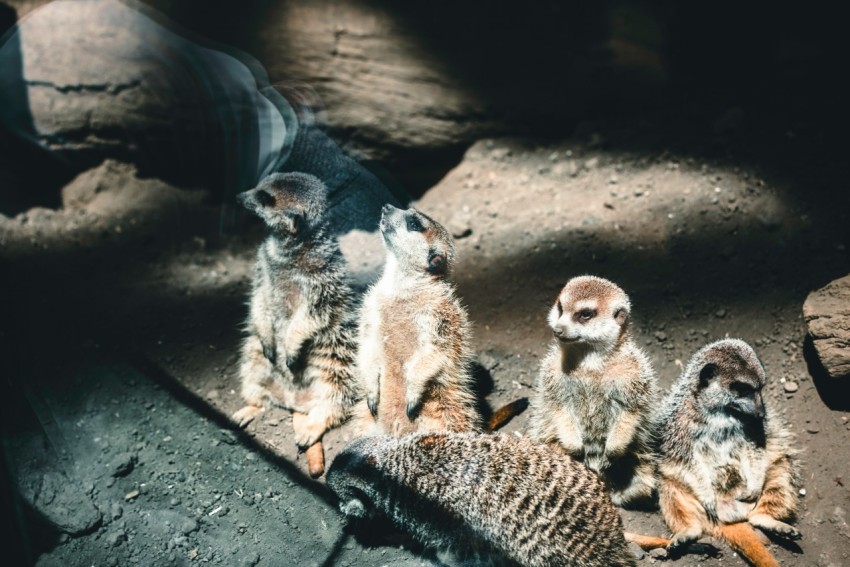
[{"left": 804, "top": 274, "right": 850, "bottom": 378}]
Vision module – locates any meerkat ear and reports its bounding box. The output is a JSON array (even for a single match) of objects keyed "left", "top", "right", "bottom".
[
  {"left": 613, "top": 306, "right": 629, "bottom": 326},
  {"left": 427, "top": 252, "right": 447, "bottom": 276},
  {"left": 698, "top": 363, "right": 718, "bottom": 388}
]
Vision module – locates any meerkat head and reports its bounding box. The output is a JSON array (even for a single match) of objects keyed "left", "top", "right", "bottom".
[
  {"left": 236, "top": 172, "right": 328, "bottom": 237},
  {"left": 548, "top": 276, "right": 631, "bottom": 352},
  {"left": 378, "top": 204, "right": 456, "bottom": 278},
  {"left": 686, "top": 339, "right": 767, "bottom": 421},
  {"left": 326, "top": 437, "right": 396, "bottom": 520}
]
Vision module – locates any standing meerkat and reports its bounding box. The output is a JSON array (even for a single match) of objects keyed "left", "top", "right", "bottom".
[
  {"left": 657, "top": 338, "right": 801, "bottom": 567},
  {"left": 232, "top": 172, "right": 360, "bottom": 477},
  {"left": 352, "top": 204, "right": 484, "bottom": 436},
  {"left": 327, "top": 432, "right": 643, "bottom": 567},
  {"left": 527, "top": 275, "right": 658, "bottom": 507}
]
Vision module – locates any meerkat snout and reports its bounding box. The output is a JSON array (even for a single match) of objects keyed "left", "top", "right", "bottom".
[{"left": 697, "top": 359, "right": 767, "bottom": 420}]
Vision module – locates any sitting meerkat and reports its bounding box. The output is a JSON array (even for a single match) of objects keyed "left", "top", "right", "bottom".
[
  {"left": 327, "top": 432, "right": 666, "bottom": 567},
  {"left": 232, "top": 172, "right": 360, "bottom": 477},
  {"left": 527, "top": 275, "right": 658, "bottom": 507},
  {"left": 657, "top": 339, "right": 801, "bottom": 567},
  {"left": 353, "top": 205, "right": 481, "bottom": 436}
]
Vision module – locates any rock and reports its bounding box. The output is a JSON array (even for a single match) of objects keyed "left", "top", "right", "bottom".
[
  {"left": 649, "top": 547, "right": 668, "bottom": 559},
  {"left": 28, "top": 472, "right": 102, "bottom": 536},
  {"left": 105, "top": 529, "right": 126, "bottom": 547},
  {"left": 783, "top": 381, "right": 799, "bottom": 393},
  {"left": 803, "top": 274, "right": 850, "bottom": 378},
  {"left": 109, "top": 452, "right": 137, "bottom": 477},
  {"left": 628, "top": 542, "right": 646, "bottom": 560}
]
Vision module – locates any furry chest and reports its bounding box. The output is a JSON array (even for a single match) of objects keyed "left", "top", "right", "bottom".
[{"left": 694, "top": 437, "right": 767, "bottom": 499}]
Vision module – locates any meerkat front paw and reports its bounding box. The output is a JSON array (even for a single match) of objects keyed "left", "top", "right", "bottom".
[
  {"left": 584, "top": 449, "right": 610, "bottom": 474},
  {"left": 292, "top": 412, "right": 326, "bottom": 450},
  {"left": 748, "top": 514, "right": 802, "bottom": 540},
  {"left": 405, "top": 395, "right": 422, "bottom": 420},
  {"left": 261, "top": 341, "right": 277, "bottom": 365},
  {"left": 232, "top": 405, "right": 264, "bottom": 428}
]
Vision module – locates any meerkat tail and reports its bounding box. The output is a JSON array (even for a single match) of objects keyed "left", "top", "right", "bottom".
[
  {"left": 487, "top": 397, "right": 530, "bottom": 431},
  {"left": 623, "top": 532, "right": 671, "bottom": 550},
  {"left": 715, "top": 523, "right": 780, "bottom": 567},
  {"left": 305, "top": 441, "right": 325, "bottom": 479}
]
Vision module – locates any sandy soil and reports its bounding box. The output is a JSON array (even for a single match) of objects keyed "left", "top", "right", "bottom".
[{"left": 2, "top": 106, "right": 849, "bottom": 566}]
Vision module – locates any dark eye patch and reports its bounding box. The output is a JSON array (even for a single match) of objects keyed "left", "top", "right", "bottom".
[
  {"left": 729, "top": 381, "right": 756, "bottom": 397},
  {"left": 556, "top": 301, "right": 563, "bottom": 316},
  {"left": 575, "top": 308, "right": 596, "bottom": 322},
  {"left": 406, "top": 215, "right": 425, "bottom": 232},
  {"left": 256, "top": 189, "right": 275, "bottom": 208}
]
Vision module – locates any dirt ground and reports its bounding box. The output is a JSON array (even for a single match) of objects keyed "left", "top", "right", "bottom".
[{"left": 2, "top": 101, "right": 850, "bottom": 566}]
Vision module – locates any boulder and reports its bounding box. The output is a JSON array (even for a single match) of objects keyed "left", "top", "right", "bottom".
[{"left": 803, "top": 274, "right": 850, "bottom": 378}]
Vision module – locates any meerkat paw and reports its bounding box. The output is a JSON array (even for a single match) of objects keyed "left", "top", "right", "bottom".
[
  {"left": 232, "top": 405, "right": 264, "bottom": 428},
  {"left": 292, "top": 412, "right": 327, "bottom": 450},
  {"left": 667, "top": 528, "right": 702, "bottom": 556},
  {"left": 748, "top": 514, "right": 802, "bottom": 540},
  {"left": 261, "top": 340, "right": 277, "bottom": 365},
  {"left": 366, "top": 392, "right": 379, "bottom": 417},
  {"left": 405, "top": 396, "right": 422, "bottom": 420},
  {"left": 585, "top": 452, "right": 611, "bottom": 474}
]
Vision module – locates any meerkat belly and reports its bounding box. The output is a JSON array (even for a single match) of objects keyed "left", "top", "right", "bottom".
[
  {"left": 573, "top": 379, "right": 616, "bottom": 442},
  {"left": 377, "top": 299, "right": 419, "bottom": 435},
  {"left": 693, "top": 436, "right": 767, "bottom": 506}
]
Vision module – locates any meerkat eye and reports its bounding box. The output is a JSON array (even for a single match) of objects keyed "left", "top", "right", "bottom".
[
  {"left": 255, "top": 189, "right": 275, "bottom": 208},
  {"left": 729, "top": 381, "right": 755, "bottom": 397},
  {"left": 576, "top": 308, "right": 596, "bottom": 322},
  {"left": 406, "top": 215, "right": 425, "bottom": 232}
]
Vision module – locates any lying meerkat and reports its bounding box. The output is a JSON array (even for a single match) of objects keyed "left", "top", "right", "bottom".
[
  {"left": 232, "top": 172, "right": 360, "bottom": 477},
  {"left": 527, "top": 275, "right": 658, "bottom": 507},
  {"left": 327, "top": 432, "right": 653, "bottom": 567},
  {"left": 353, "top": 205, "right": 515, "bottom": 437},
  {"left": 658, "top": 338, "right": 801, "bottom": 567}
]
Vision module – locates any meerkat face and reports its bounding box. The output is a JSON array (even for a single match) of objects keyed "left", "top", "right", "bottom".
[
  {"left": 236, "top": 172, "right": 327, "bottom": 237},
  {"left": 378, "top": 204, "right": 456, "bottom": 278},
  {"left": 547, "top": 276, "right": 631, "bottom": 351},
  {"left": 690, "top": 339, "right": 767, "bottom": 421}
]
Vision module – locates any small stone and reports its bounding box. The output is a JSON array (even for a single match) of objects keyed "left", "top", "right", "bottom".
[
  {"left": 715, "top": 309, "right": 727, "bottom": 318},
  {"left": 783, "top": 381, "right": 799, "bottom": 393},
  {"left": 649, "top": 547, "right": 668, "bottom": 559},
  {"left": 628, "top": 542, "right": 646, "bottom": 560},
  {"left": 110, "top": 502, "right": 123, "bottom": 521},
  {"left": 124, "top": 490, "right": 140, "bottom": 501},
  {"left": 799, "top": 488, "right": 807, "bottom": 497},
  {"left": 105, "top": 530, "right": 126, "bottom": 547},
  {"left": 655, "top": 331, "right": 668, "bottom": 342},
  {"left": 206, "top": 390, "right": 219, "bottom": 400},
  {"left": 806, "top": 424, "right": 820, "bottom": 434},
  {"left": 110, "top": 452, "right": 137, "bottom": 477}
]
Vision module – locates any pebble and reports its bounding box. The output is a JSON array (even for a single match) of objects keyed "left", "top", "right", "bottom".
[
  {"left": 715, "top": 309, "right": 727, "bottom": 318},
  {"left": 110, "top": 452, "right": 137, "bottom": 477},
  {"left": 783, "top": 381, "right": 799, "bottom": 393},
  {"left": 124, "top": 490, "right": 140, "bottom": 501},
  {"left": 649, "top": 547, "right": 668, "bottom": 559},
  {"left": 105, "top": 530, "right": 126, "bottom": 547},
  {"left": 628, "top": 542, "right": 646, "bottom": 560},
  {"left": 655, "top": 331, "right": 668, "bottom": 342},
  {"left": 806, "top": 424, "right": 820, "bottom": 434}
]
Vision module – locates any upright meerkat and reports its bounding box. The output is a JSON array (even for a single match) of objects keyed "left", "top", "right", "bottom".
[
  {"left": 657, "top": 339, "right": 801, "bottom": 567},
  {"left": 327, "top": 432, "right": 641, "bottom": 567},
  {"left": 353, "top": 205, "right": 484, "bottom": 436},
  {"left": 527, "top": 275, "right": 658, "bottom": 507},
  {"left": 232, "top": 172, "right": 360, "bottom": 477}
]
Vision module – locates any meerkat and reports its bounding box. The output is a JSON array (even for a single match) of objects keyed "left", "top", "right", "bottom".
[
  {"left": 352, "top": 205, "right": 485, "bottom": 436},
  {"left": 232, "top": 172, "right": 360, "bottom": 477},
  {"left": 327, "top": 431, "right": 645, "bottom": 567},
  {"left": 657, "top": 338, "right": 801, "bottom": 567},
  {"left": 526, "top": 275, "right": 658, "bottom": 507}
]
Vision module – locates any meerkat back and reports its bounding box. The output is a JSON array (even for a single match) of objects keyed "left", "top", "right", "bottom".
[
  {"left": 354, "top": 205, "right": 482, "bottom": 437},
  {"left": 327, "top": 432, "right": 637, "bottom": 567}
]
